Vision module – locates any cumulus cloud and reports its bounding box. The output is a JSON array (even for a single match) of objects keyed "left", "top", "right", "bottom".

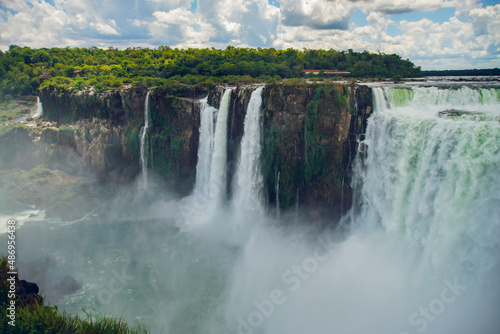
[
  {"left": 95, "top": 22, "right": 120, "bottom": 36},
  {"left": 350, "top": 0, "right": 457, "bottom": 15},
  {"left": 0, "top": 1, "right": 73, "bottom": 49},
  {"left": 279, "top": 0, "right": 352, "bottom": 29},
  {"left": 135, "top": 0, "right": 280, "bottom": 47},
  {"left": 0, "top": 0, "right": 498, "bottom": 69},
  {"left": 199, "top": 0, "right": 280, "bottom": 46}
]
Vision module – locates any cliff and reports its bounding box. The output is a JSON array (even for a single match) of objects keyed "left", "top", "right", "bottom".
[
  {"left": 262, "top": 83, "right": 369, "bottom": 220},
  {"left": 1, "top": 83, "right": 372, "bottom": 222}
]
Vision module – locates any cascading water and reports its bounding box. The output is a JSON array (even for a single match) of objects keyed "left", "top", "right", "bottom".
[
  {"left": 275, "top": 171, "right": 280, "bottom": 218},
  {"left": 177, "top": 89, "right": 233, "bottom": 237},
  {"left": 139, "top": 90, "right": 150, "bottom": 191},
  {"left": 295, "top": 188, "right": 299, "bottom": 219},
  {"left": 362, "top": 87, "right": 500, "bottom": 274},
  {"left": 4, "top": 83, "right": 500, "bottom": 334},
  {"left": 232, "top": 86, "right": 265, "bottom": 220},
  {"left": 33, "top": 97, "right": 43, "bottom": 118},
  {"left": 224, "top": 84, "right": 500, "bottom": 334},
  {"left": 194, "top": 98, "right": 217, "bottom": 197},
  {"left": 208, "top": 88, "right": 233, "bottom": 206},
  {"left": 223, "top": 86, "right": 266, "bottom": 242}
]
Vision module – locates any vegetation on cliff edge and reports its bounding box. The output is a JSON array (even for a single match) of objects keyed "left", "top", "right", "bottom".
[
  {"left": 0, "top": 257, "right": 148, "bottom": 334},
  {"left": 0, "top": 45, "right": 421, "bottom": 101}
]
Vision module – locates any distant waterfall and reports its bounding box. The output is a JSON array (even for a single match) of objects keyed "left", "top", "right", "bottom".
[
  {"left": 208, "top": 88, "right": 233, "bottom": 206},
  {"left": 232, "top": 86, "right": 265, "bottom": 218},
  {"left": 295, "top": 188, "right": 299, "bottom": 218},
  {"left": 275, "top": 171, "right": 280, "bottom": 219},
  {"left": 33, "top": 97, "right": 43, "bottom": 118},
  {"left": 139, "top": 90, "right": 150, "bottom": 190}
]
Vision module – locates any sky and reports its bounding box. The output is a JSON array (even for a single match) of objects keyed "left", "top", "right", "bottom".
[{"left": 0, "top": 0, "right": 499, "bottom": 70}]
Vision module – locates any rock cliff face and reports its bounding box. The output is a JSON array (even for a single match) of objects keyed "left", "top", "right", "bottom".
[
  {"left": 4, "top": 83, "right": 372, "bottom": 222},
  {"left": 36, "top": 85, "right": 204, "bottom": 191},
  {"left": 208, "top": 83, "right": 372, "bottom": 220},
  {"left": 262, "top": 83, "right": 353, "bottom": 220},
  {"left": 147, "top": 88, "right": 203, "bottom": 194}
]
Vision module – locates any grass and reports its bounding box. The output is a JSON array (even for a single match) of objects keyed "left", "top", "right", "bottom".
[
  {"left": 0, "top": 101, "right": 33, "bottom": 123},
  {"left": 0, "top": 257, "right": 149, "bottom": 334},
  {"left": 11, "top": 165, "right": 52, "bottom": 181},
  {"left": 0, "top": 123, "right": 29, "bottom": 137}
]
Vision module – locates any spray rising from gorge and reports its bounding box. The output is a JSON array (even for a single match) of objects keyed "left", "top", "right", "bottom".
[
  {"left": 1, "top": 83, "right": 499, "bottom": 334},
  {"left": 139, "top": 90, "right": 150, "bottom": 191}
]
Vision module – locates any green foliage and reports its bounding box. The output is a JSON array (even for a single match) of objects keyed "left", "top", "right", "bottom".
[
  {"left": 58, "top": 125, "right": 75, "bottom": 146},
  {"left": 84, "top": 127, "right": 92, "bottom": 142},
  {"left": 149, "top": 100, "right": 186, "bottom": 180},
  {"left": 304, "top": 86, "right": 327, "bottom": 182},
  {"left": 11, "top": 165, "right": 51, "bottom": 180},
  {"left": 282, "top": 78, "right": 305, "bottom": 85},
  {"left": 0, "top": 123, "right": 32, "bottom": 169},
  {"left": 262, "top": 99, "right": 304, "bottom": 210},
  {"left": 392, "top": 74, "right": 402, "bottom": 83},
  {"left": 1, "top": 46, "right": 422, "bottom": 101},
  {"left": 0, "top": 123, "right": 29, "bottom": 137},
  {"left": 0, "top": 257, "right": 147, "bottom": 334},
  {"left": 123, "top": 124, "right": 140, "bottom": 162},
  {"left": 421, "top": 68, "right": 500, "bottom": 76},
  {"left": 0, "top": 96, "right": 35, "bottom": 119}
]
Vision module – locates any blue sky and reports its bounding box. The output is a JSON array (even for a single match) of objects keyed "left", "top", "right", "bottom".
[{"left": 0, "top": 0, "right": 499, "bottom": 70}]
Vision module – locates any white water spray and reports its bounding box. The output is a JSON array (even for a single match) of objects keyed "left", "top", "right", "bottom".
[
  {"left": 33, "top": 97, "right": 43, "bottom": 118},
  {"left": 208, "top": 88, "right": 232, "bottom": 206},
  {"left": 275, "top": 171, "right": 280, "bottom": 218},
  {"left": 232, "top": 86, "right": 265, "bottom": 218},
  {"left": 225, "top": 85, "right": 500, "bottom": 334},
  {"left": 139, "top": 90, "right": 150, "bottom": 190},
  {"left": 195, "top": 98, "right": 217, "bottom": 197},
  {"left": 295, "top": 188, "right": 299, "bottom": 219},
  {"left": 15, "top": 83, "right": 499, "bottom": 334},
  {"left": 228, "top": 86, "right": 266, "bottom": 242},
  {"left": 363, "top": 87, "right": 500, "bottom": 275}
]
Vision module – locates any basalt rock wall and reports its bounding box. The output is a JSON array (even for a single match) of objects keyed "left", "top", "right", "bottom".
[{"left": 19, "top": 83, "right": 372, "bottom": 221}]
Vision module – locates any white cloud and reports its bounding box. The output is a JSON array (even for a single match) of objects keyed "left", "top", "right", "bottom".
[
  {"left": 95, "top": 23, "right": 120, "bottom": 35},
  {"left": 136, "top": 0, "right": 280, "bottom": 47},
  {"left": 0, "top": 0, "right": 498, "bottom": 69},
  {"left": 0, "top": 1, "right": 72, "bottom": 49},
  {"left": 469, "top": 5, "right": 500, "bottom": 39},
  {"left": 0, "top": 0, "right": 30, "bottom": 12},
  {"left": 153, "top": 8, "right": 196, "bottom": 25},
  {"left": 145, "top": 0, "right": 191, "bottom": 6},
  {"left": 279, "top": 0, "right": 352, "bottom": 29},
  {"left": 351, "top": 0, "right": 457, "bottom": 14}
]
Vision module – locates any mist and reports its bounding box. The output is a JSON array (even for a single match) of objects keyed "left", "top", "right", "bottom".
[{"left": 1, "top": 84, "right": 499, "bottom": 334}]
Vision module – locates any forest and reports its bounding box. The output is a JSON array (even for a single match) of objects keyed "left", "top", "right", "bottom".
[
  {"left": 0, "top": 45, "right": 421, "bottom": 101},
  {"left": 421, "top": 68, "right": 500, "bottom": 76}
]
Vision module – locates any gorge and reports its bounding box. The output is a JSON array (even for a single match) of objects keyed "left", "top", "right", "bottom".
[{"left": 0, "top": 80, "right": 499, "bottom": 333}]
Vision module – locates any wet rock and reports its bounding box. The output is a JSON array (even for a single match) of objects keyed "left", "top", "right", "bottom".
[
  {"left": 56, "top": 276, "right": 82, "bottom": 295},
  {"left": 20, "top": 279, "right": 39, "bottom": 294}
]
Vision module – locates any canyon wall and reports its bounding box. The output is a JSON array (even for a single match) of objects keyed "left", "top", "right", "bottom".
[{"left": 2, "top": 82, "right": 372, "bottom": 221}]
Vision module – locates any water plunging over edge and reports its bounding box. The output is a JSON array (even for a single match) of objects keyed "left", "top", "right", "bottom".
[{"left": 139, "top": 90, "right": 150, "bottom": 191}]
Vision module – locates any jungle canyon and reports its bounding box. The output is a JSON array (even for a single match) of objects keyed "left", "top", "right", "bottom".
[{"left": 1, "top": 82, "right": 373, "bottom": 222}]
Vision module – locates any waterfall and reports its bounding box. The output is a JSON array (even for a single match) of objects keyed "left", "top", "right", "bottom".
[
  {"left": 139, "top": 90, "right": 150, "bottom": 190},
  {"left": 232, "top": 86, "right": 265, "bottom": 218},
  {"left": 359, "top": 86, "right": 500, "bottom": 276},
  {"left": 33, "top": 97, "right": 43, "bottom": 118},
  {"left": 14, "top": 83, "right": 500, "bottom": 334},
  {"left": 194, "top": 98, "right": 217, "bottom": 197},
  {"left": 208, "top": 88, "right": 233, "bottom": 206},
  {"left": 275, "top": 171, "right": 280, "bottom": 218},
  {"left": 295, "top": 188, "right": 299, "bottom": 219}
]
